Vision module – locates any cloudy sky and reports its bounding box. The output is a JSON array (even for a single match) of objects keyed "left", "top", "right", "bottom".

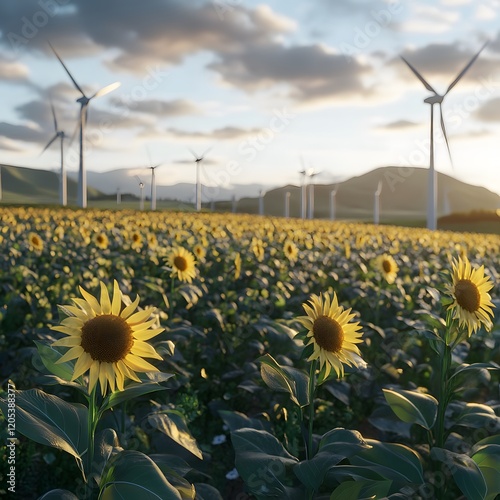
[{"left": 1, "top": 0, "right": 500, "bottom": 195}]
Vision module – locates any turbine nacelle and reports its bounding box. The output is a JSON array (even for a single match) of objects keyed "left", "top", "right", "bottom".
[{"left": 424, "top": 95, "right": 444, "bottom": 105}]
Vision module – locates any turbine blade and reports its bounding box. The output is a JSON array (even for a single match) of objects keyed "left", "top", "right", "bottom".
[
  {"left": 201, "top": 145, "right": 213, "bottom": 159},
  {"left": 400, "top": 56, "right": 437, "bottom": 94},
  {"left": 91, "top": 81, "right": 121, "bottom": 99},
  {"left": 439, "top": 103, "right": 453, "bottom": 170},
  {"left": 445, "top": 42, "right": 488, "bottom": 95},
  {"left": 188, "top": 147, "right": 199, "bottom": 161},
  {"left": 49, "top": 99, "right": 58, "bottom": 131},
  {"left": 68, "top": 116, "right": 80, "bottom": 148},
  {"left": 40, "top": 134, "right": 58, "bottom": 155},
  {"left": 48, "top": 41, "right": 86, "bottom": 97}
]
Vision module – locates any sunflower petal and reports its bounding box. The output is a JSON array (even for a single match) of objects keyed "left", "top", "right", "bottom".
[
  {"left": 111, "top": 280, "right": 122, "bottom": 316},
  {"left": 79, "top": 287, "right": 102, "bottom": 315}
]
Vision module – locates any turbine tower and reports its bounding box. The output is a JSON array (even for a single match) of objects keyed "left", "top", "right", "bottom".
[
  {"left": 135, "top": 176, "right": 145, "bottom": 211},
  {"left": 284, "top": 191, "right": 290, "bottom": 218},
  {"left": 400, "top": 42, "right": 486, "bottom": 230},
  {"left": 259, "top": 189, "right": 264, "bottom": 216},
  {"left": 330, "top": 186, "right": 338, "bottom": 221},
  {"left": 374, "top": 181, "right": 382, "bottom": 225},
  {"left": 189, "top": 147, "right": 212, "bottom": 211},
  {"left": 299, "top": 157, "right": 308, "bottom": 219},
  {"left": 41, "top": 101, "right": 67, "bottom": 206},
  {"left": 49, "top": 42, "right": 120, "bottom": 208},
  {"left": 307, "top": 170, "right": 320, "bottom": 219}
]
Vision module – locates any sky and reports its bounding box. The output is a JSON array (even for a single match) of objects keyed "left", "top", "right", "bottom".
[{"left": 1, "top": 0, "right": 500, "bottom": 196}]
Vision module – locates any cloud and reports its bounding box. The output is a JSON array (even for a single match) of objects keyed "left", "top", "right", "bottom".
[
  {"left": 0, "top": 122, "right": 46, "bottom": 143},
  {"left": 474, "top": 97, "right": 500, "bottom": 121},
  {"left": 393, "top": 42, "right": 495, "bottom": 87},
  {"left": 401, "top": 5, "right": 459, "bottom": 34},
  {"left": 0, "top": 55, "right": 29, "bottom": 81},
  {"left": 112, "top": 98, "right": 200, "bottom": 117},
  {"left": 167, "top": 125, "right": 264, "bottom": 140},
  {"left": 376, "top": 119, "right": 420, "bottom": 130},
  {"left": 208, "top": 42, "right": 373, "bottom": 104}
]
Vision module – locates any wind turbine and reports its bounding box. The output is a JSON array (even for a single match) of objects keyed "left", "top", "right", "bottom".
[
  {"left": 259, "top": 189, "right": 265, "bottom": 215},
  {"left": 400, "top": 42, "right": 487, "bottom": 230},
  {"left": 299, "top": 156, "right": 308, "bottom": 219},
  {"left": 116, "top": 187, "right": 121, "bottom": 205},
  {"left": 0, "top": 166, "right": 2, "bottom": 202},
  {"left": 135, "top": 175, "right": 145, "bottom": 210},
  {"left": 41, "top": 101, "right": 67, "bottom": 206},
  {"left": 148, "top": 162, "right": 163, "bottom": 211},
  {"left": 49, "top": 42, "right": 120, "bottom": 209},
  {"left": 307, "top": 170, "right": 320, "bottom": 219},
  {"left": 330, "top": 185, "right": 338, "bottom": 221},
  {"left": 189, "top": 147, "right": 212, "bottom": 211},
  {"left": 374, "top": 181, "right": 382, "bottom": 225},
  {"left": 284, "top": 191, "right": 290, "bottom": 218}
]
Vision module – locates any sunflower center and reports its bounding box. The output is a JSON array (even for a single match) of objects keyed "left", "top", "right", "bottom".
[
  {"left": 81, "top": 314, "right": 133, "bottom": 363},
  {"left": 382, "top": 260, "right": 392, "bottom": 273},
  {"left": 312, "top": 315, "right": 344, "bottom": 353},
  {"left": 174, "top": 255, "right": 188, "bottom": 271},
  {"left": 455, "top": 279, "right": 481, "bottom": 313},
  {"left": 97, "top": 235, "right": 104, "bottom": 243}
]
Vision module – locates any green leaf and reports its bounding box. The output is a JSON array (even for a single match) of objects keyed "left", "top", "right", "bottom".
[
  {"left": 231, "top": 428, "right": 299, "bottom": 499},
  {"left": 471, "top": 442, "right": 500, "bottom": 499},
  {"left": 330, "top": 479, "right": 392, "bottom": 500},
  {"left": 99, "top": 379, "right": 172, "bottom": 414},
  {"left": 34, "top": 341, "right": 74, "bottom": 381},
  {"left": 350, "top": 439, "right": 424, "bottom": 485},
  {"left": 431, "top": 447, "right": 487, "bottom": 500},
  {"left": 455, "top": 403, "right": 500, "bottom": 430},
  {"left": 258, "top": 353, "right": 308, "bottom": 407},
  {"left": 38, "top": 489, "right": 79, "bottom": 499},
  {"left": 383, "top": 388, "right": 438, "bottom": 430},
  {"left": 450, "top": 362, "right": 500, "bottom": 381},
  {"left": 148, "top": 411, "right": 202, "bottom": 459},
  {"left": 0, "top": 389, "right": 88, "bottom": 459},
  {"left": 194, "top": 483, "right": 223, "bottom": 500},
  {"left": 100, "top": 450, "right": 182, "bottom": 499},
  {"left": 218, "top": 410, "right": 271, "bottom": 432}
]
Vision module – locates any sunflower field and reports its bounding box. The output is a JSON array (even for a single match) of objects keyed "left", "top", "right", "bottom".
[{"left": 0, "top": 206, "right": 499, "bottom": 500}]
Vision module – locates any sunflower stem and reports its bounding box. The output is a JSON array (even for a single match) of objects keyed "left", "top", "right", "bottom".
[
  {"left": 86, "top": 386, "right": 98, "bottom": 499},
  {"left": 306, "top": 359, "right": 318, "bottom": 499},
  {"left": 169, "top": 276, "right": 175, "bottom": 319}
]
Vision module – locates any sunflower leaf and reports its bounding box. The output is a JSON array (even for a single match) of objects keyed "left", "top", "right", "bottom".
[
  {"left": 99, "top": 380, "right": 171, "bottom": 414},
  {"left": 383, "top": 388, "right": 438, "bottom": 430},
  {"left": 0, "top": 389, "right": 88, "bottom": 459},
  {"left": 34, "top": 340, "right": 74, "bottom": 381}
]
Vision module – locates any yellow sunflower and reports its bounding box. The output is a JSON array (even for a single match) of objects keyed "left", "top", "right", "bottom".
[
  {"left": 167, "top": 247, "right": 197, "bottom": 283},
  {"left": 51, "top": 280, "right": 164, "bottom": 396},
  {"left": 283, "top": 239, "right": 299, "bottom": 262},
  {"left": 130, "top": 231, "right": 143, "bottom": 249},
  {"left": 446, "top": 256, "right": 495, "bottom": 336},
  {"left": 376, "top": 254, "right": 399, "bottom": 284},
  {"left": 93, "top": 232, "right": 109, "bottom": 250},
  {"left": 234, "top": 252, "right": 242, "bottom": 280},
  {"left": 297, "top": 293, "right": 364, "bottom": 379},
  {"left": 193, "top": 243, "right": 206, "bottom": 261},
  {"left": 28, "top": 232, "right": 44, "bottom": 252}
]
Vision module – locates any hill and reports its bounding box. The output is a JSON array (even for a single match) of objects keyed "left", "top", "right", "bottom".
[
  {"left": 224, "top": 167, "right": 500, "bottom": 224},
  {"left": 0, "top": 164, "right": 103, "bottom": 204}
]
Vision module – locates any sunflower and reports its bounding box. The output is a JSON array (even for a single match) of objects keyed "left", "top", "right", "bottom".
[
  {"left": 376, "top": 254, "right": 398, "bottom": 284},
  {"left": 446, "top": 256, "right": 495, "bottom": 336},
  {"left": 130, "top": 231, "right": 143, "bottom": 250},
  {"left": 193, "top": 243, "right": 206, "bottom": 261},
  {"left": 251, "top": 238, "right": 265, "bottom": 262},
  {"left": 234, "top": 252, "right": 242, "bottom": 280},
  {"left": 147, "top": 233, "right": 158, "bottom": 250},
  {"left": 28, "top": 232, "right": 44, "bottom": 252},
  {"left": 297, "top": 293, "right": 364, "bottom": 379},
  {"left": 93, "top": 232, "right": 109, "bottom": 250},
  {"left": 167, "top": 247, "right": 197, "bottom": 283},
  {"left": 51, "top": 280, "right": 164, "bottom": 396},
  {"left": 283, "top": 239, "right": 298, "bottom": 262}
]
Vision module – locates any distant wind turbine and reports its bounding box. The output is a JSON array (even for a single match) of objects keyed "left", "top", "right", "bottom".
[
  {"left": 41, "top": 101, "right": 67, "bottom": 206},
  {"left": 284, "top": 191, "right": 290, "bottom": 218},
  {"left": 307, "top": 170, "right": 320, "bottom": 219},
  {"left": 400, "top": 42, "right": 487, "bottom": 230},
  {"left": 374, "top": 181, "right": 382, "bottom": 225},
  {"left": 0, "top": 166, "right": 2, "bottom": 202},
  {"left": 49, "top": 42, "right": 120, "bottom": 209},
  {"left": 189, "top": 147, "right": 212, "bottom": 211},
  {"left": 330, "top": 186, "right": 338, "bottom": 221},
  {"left": 299, "top": 156, "right": 308, "bottom": 219},
  {"left": 259, "top": 189, "right": 265, "bottom": 215},
  {"left": 135, "top": 175, "right": 145, "bottom": 210},
  {"left": 116, "top": 187, "right": 121, "bottom": 205}
]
